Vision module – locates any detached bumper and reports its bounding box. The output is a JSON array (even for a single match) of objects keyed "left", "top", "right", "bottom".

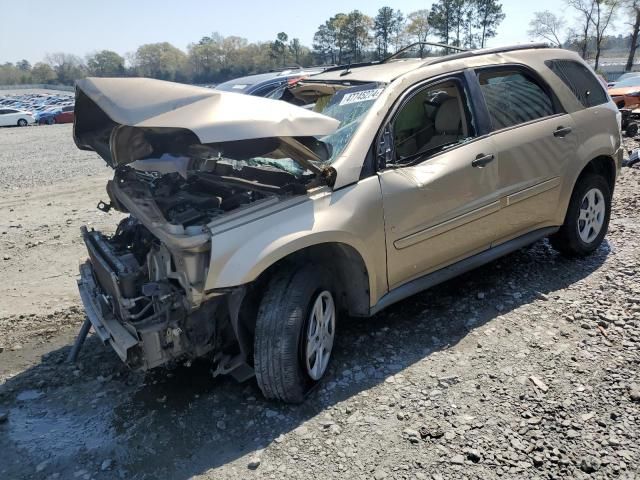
[{"left": 77, "top": 261, "right": 140, "bottom": 364}]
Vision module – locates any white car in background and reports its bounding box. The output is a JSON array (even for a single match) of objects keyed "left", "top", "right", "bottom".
[{"left": 0, "top": 108, "right": 35, "bottom": 127}]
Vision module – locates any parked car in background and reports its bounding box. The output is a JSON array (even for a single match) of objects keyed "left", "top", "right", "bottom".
[
  {"left": 608, "top": 76, "right": 640, "bottom": 109},
  {"left": 215, "top": 68, "right": 325, "bottom": 97},
  {"left": 36, "top": 108, "right": 62, "bottom": 125},
  {"left": 607, "top": 71, "right": 640, "bottom": 88},
  {"left": 72, "top": 43, "right": 621, "bottom": 403},
  {"left": 0, "top": 91, "right": 74, "bottom": 125},
  {"left": 0, "top": 108, "right": 35, "bottom": 127},
  {"left": 54, "top": 105, "right": 74, "bottom": 124}
]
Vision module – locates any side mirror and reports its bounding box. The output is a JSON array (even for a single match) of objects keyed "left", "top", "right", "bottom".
[{"left": 377, "top": 125, "right": 394, "bottom": 170}]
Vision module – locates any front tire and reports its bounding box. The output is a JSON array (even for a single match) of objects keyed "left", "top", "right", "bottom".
[
  {"left": 550, "top": 174, "right": 611, "bottom": 257},
  {"left": 254, "top": 264, "right": 336, "bottom": 403}
]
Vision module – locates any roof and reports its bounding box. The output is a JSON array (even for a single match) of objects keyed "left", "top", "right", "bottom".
[
  {"left": 310, "top": 58, "right": 428, "bottom": 84},
  {"left": 216, "top": 68, "right": 324, "bottom": 92},
  {"left": 306, "top": 44, "right": 552, "bottom": 84}
]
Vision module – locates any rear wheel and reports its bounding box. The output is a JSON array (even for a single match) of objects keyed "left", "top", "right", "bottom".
[
  {"left": 17, "top": 119, "right": 27, "bottom": 127},
  {"left": 46, "top": 117, "right": 55, "bottom": 125},
  {"left": 550, "top": 174, "right": 611, "bottom": 257},
  {"left": 254, "top": 264, "right": 336, "bottom": 403}
]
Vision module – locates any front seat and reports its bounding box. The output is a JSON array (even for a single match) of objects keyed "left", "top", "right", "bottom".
[{"left": 418, "top": 98, "right": 462, "bottom": 154}]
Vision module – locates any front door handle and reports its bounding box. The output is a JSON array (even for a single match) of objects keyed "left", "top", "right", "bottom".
[
  {"left": 472, "top": 153, "right": 495, "bottom": 168},
  {"left": 553, "top": 126, "right": 572, "bottom": 138}
]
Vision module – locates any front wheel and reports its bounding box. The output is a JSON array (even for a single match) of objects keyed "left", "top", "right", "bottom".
[
  {"left": 550, "top": 174, "right": 611, "bottom": 257},
  {"left": 254, "top": 265, "right": 336, "bottom": 403}
]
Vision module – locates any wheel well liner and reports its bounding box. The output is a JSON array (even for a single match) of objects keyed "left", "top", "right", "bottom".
[
  {"left": 578, "top": 156, "right": 616, "bottom": 192},
  {"left": 234, "top": 242, "right": 370, "bottom": 364},
  {"left": 256, "top": 242, "right": 370, "bottom": 316}
]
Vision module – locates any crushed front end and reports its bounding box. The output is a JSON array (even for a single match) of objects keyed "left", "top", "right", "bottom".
[
  {"left": 77, "top": 220, "right": 224, "bottom": 371},
  {"left": 71, "top": 76, "right": 340, "bottom": 377}
]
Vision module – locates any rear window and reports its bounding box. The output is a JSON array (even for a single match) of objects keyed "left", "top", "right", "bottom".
[{"left": 545, "top": 59, "right": 608, "bottom": 108}]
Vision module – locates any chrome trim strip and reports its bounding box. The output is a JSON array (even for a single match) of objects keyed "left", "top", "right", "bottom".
[
  {"left": 394, "top": 200, "right": 501, "bottom": 250},
  {"left": 506, "top": 177, "right": 561, "bottom": 206}
]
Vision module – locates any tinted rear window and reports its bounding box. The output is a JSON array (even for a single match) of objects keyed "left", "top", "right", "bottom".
[{"left": 545, "top": 59, "right": 608, "bottom": 108}]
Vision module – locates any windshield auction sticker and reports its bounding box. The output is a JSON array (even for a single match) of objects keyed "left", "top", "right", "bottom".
[{"left": 339, "top": 88, "right": 383, "bottom": 106}]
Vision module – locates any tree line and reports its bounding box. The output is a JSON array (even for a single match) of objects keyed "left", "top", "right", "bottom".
[
  {"left": 0, "top": 0, "right": 506, "bottom": 86},
  {"left": 10, "top": 0, "right": 640, "bottom": 87}
]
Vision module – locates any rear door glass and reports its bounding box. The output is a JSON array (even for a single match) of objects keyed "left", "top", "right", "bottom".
[
  {"left": 477, "top": 69, "right": 556, "bottom": 130},
  {"left": 545, "top": 59, "right": 608, "bottom": 108}
]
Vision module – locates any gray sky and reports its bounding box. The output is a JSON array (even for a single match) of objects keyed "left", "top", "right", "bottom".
[{"left": 1, "top": 0, "right": 626, "bottom": 64}]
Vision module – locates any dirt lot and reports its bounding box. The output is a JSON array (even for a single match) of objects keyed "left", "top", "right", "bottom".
[{"left": 0, "top": 124, "right": 639, "bottom": 480}]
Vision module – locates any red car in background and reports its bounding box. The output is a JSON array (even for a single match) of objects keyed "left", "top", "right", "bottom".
[{"left": 54, "top": 105, "right": 74, "bottom": 124}]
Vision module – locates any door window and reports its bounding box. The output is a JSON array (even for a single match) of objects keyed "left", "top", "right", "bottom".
[
  {"left": 477, "top": 69, "right": 556, "bottom": 130},
  {"left": 391, "top": 79, "right": 475, "bottom": 164},
  {"left": 545, "top": 59, "right": 608, "bottom": 108}
]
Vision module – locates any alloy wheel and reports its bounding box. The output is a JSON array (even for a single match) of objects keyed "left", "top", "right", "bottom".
[
  {"left": 304, "top": 290, "right": 335, "bottom": 380},
  {"left": 577, "top": 188, "right": 606, "bottom": 244}
]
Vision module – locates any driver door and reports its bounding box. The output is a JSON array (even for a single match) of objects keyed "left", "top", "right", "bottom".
[{"left": 378, "top": 75, "right": 501, "bottom": 290}]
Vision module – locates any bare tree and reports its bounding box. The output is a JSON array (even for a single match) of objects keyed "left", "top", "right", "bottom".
[
  {"left": 566, "top": 0, "right": 596, "bottom": 58},
  {"left": 406, "top": 9, "right": 431, "bottom": 56},
  {"left": 528, "top": 11, "right": 566, "bottom": 46},
  {"left": 625, "top": 0, "right": 640, "bottom": 71},
  {"left": 591, "top": 0, "right": 619, "bottom": 70}
]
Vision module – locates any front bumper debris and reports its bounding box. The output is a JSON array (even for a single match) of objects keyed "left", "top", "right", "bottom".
[{"left": 77, "top": 261, "right": 140, "bottom": 364}]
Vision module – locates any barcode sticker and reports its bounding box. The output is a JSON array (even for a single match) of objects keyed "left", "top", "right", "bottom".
[{"left": 339, "top": 88, "right": 383, "bottom": 106}]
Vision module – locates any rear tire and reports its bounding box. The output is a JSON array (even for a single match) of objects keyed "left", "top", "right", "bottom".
[
  {"left": 17, "top": 119, "right": 27, "bottom": 127},
  {"left": 549, "top": 174, "right": 611, "bottom": 257},
  {"left": 46, "top": 117, "right": 55, "bottom": 125},
  {"left": 254, "top": 264, "right": 336, "bottom": 403}
]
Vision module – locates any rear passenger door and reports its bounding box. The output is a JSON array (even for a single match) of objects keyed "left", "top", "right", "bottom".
[{"left": 475, "top": 66, "right": 578, "bottom": 243}]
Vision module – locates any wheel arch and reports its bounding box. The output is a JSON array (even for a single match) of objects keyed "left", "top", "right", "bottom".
[
  {"left": 556, "top": 154, "right": 617, "bottom": 226},
  {"left": 576, "top": 155, "right": 617, "bottom": 193},
  {"left": 246, "top": 241, "right": 371, "bottom": 318},
  {"left": 230, "top": 241, "right": 372, "bottom": 369}
]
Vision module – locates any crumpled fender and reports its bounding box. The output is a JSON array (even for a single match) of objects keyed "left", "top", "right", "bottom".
[{"left": 204, "top": 177, "right": 388, "bottom": 307}]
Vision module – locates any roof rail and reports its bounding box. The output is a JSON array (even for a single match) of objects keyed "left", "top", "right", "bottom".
[
  {"left": 321, "top": 61, "right": 381, "bottom": 74},
  {"left": 383, "top": 42, "right": 467, "bottom": 63},
  {"left": 425, "top": 42, "right": 550, "bottom": 66}
]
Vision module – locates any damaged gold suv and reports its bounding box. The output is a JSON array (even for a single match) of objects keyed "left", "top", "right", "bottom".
[{"left": 72, "top": 43, "right": 622, "bottom": 402}]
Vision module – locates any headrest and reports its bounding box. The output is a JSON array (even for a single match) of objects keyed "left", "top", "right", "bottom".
[{"left": 434, "top": 98, "right": 461, "bottom": 134}]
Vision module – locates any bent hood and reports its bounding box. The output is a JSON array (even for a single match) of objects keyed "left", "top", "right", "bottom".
[{"left": 73, "top": 77, "right": 340, "bottom": 171}]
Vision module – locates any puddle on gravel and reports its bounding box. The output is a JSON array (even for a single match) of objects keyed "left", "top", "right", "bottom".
[
  {"left": 8, "top": 396, "right": 116, "bottom": 458},
  {"left": 16, "top": 389, "right": 44, "bottom": 401}
]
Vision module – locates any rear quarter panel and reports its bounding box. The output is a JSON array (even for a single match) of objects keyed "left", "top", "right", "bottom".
[{"left": 497, "top": 49, "right": 621, "bottom": 225}]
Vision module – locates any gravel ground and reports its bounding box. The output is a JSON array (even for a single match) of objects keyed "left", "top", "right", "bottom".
[
  {"left": 0, "top": 126, "right": 639, "bottom": 480},
  {"left": 0, "top": 124, "right": 109, "bottom": 190}
]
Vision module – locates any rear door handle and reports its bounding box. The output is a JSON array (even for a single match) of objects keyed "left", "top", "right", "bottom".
[
  {"left": 553, "top": 126, "right": 572, "bottom": 138},
  {"left": 472, "top": 153, "right": 495, "bottom": 168}
]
